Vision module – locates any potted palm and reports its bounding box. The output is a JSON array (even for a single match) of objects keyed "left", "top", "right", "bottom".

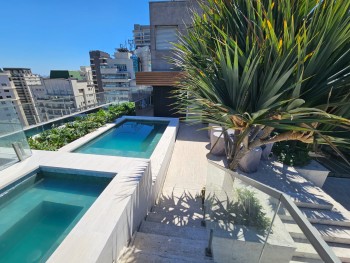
[{"left": 172, "top": 0, "right": 350, "bottom": 174}]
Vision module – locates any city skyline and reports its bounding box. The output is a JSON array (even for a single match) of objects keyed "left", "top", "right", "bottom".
[{"left": 0, "top": 0, "right": 151, "bottom": 76}]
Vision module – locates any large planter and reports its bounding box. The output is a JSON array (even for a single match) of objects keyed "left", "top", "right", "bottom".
[
  {"left": 295, "top": 160, "right": 330, "bottom": 188},
  {"left": 210, "top": 130, "right": 225, "bottom": 155},
  {"left": 261, "top": 143, "right": 274, "bottom": 160},
  {"left": 238, "top": 147, "right": 262, "bottom": 173}
]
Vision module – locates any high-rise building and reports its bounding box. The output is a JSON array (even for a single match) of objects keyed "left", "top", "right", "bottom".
[
  {"left": 3, "top": 68, "right": 42, "bottom": 125},
  {"left": 136, "top": 0, "right": 200, "bottom": 117},
  {"left": 133, "top": 24, "right": 151, "bottom": 48},
  {"left": 89, "top": 49, "right": 136, "bottom": 93},
  {"left": 0, "top": 70, "right": 29, "bottom": 126},
  {"left": 89, "top": 50, "right": 111, "bottom": 93},
  {"left": 30, "top": 77, "right": 96, "bottom": 121}
]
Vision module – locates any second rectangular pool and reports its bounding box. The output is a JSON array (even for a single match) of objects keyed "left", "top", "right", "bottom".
[
  {"left": 0, "top": 170, "right": 111, "bottom": 262},
  {"left": 73, "top": 120, "right": 169, "bottom": 158}
]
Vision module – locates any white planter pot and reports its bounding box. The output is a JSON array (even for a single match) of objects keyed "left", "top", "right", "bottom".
[
  {"left": 295, "top": 160, "right": 330, "bottom": 188},
  {"left": 238, "top": 147, "right": 262, "bottom": 173},
  {"left": 211, "top": 130, "right": 225, "bottom": 156}
]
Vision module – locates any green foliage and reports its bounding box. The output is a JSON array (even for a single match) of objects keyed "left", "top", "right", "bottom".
[
  {"left": 273, "top": 141, "right": 311, "bottom": 167},
  {"left": 28, "top": 102, "right": 135, "bottom": 151},
  {"left": 172, "top": 0, "right": 350, "bottom": 170},
  {"left": 233, "top": 188, "right": 271, "bottom": 232}
]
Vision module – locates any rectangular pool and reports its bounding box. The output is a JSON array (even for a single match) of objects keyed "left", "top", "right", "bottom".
[
  {"left": 0, "top": 170, "right": 111, "bottom": 262},
  {"left": 73, "top": 119, "right": 169, "bottom": 158}
]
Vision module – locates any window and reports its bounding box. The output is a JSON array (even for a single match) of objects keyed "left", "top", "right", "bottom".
[
  {"left": 1, "top": 83, "right": 6, "bottom": 86},
  {"left": 4, "top": 89, "right": 9, "bottom": 92},
  {"left": 156, "top": 26, "right": 178, "bottom": 50},
  {"left": 0, "top": 96, "right": 2, "bottom": 99},
  {"left": 6, "top": 96, "right": 11, "bottom": 98},
  {"left": 114, "top": 64, "right": 127, "bottom": 72}
]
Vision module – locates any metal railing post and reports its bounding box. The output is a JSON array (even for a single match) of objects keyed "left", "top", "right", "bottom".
[{"left": 205, "top": 229, "right": 213, "bottom": 257}]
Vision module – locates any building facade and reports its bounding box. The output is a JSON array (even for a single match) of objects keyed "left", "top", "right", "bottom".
[
  {"left": 89, "top": 50, "right": 111, "bottom": 93},
  {"left": 30, "top": 78, "right": 96, "bottom": 121},
  {"left": 136, "top": 0, "right": 200, "bottom": 117},
  {"left": 3, "top": 68, "right": 42, "bottom": 125},
  {"left": 133, "top": 24, "right": 151, "bottom": 48},
  {"left": 0, "top": 70, "right": 29, "bottom": 126}
]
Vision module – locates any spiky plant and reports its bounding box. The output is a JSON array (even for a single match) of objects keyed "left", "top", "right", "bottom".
[{"left": 172, "top": 0, "right": 350, "bottom": 171}]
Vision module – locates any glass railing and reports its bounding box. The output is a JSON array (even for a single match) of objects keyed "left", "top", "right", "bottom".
[
  {"left": 204, "top": 161, "right": 340, "bottom": 263},
  {"left": 12, "top": 91, "right": 132, "bottom": 127},
  {"left": 0, "top": 100, "right": 31, "bottom": 171}
]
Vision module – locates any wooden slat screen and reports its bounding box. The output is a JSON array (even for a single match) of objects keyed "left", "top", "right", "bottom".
[{"left": 136, "top": 72, "right": 183, "bottom": 86}]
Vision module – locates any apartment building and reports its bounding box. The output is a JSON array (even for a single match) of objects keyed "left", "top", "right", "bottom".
[
  {"left": 136, "top": 0, "right": 200, "bottom": 117},
  {"left": 79, "top": 66, "right": 94, "bottom": 87},
  {"left": 133, "top": 24, "right": 151, "bottom": 48},
  {"left": 89, "top": 50, "right": 111, "bottom": 93},
  {"left": 30, "top": 77, "right": 96, "bottom": 122},
  {"left": 3, "top": 68, "right": 42, "bottom": 125},
  {"left": 0, "top": 70, "right": 29, "bottom": 126}
]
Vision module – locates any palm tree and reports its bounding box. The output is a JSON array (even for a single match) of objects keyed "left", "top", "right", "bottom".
[{"left": 172, "top": 0, "right": 350, "bottom": 171}]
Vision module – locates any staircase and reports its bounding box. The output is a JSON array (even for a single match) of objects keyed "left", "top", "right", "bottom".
[
  {"left": 280, "top": 202, "right": 350, "bottom": 263},
  {"left": 118, "top": 191, "right": 213, "bottom": 263}
]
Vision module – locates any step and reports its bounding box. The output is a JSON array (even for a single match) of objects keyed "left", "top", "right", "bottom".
[
  {"left": 146, "top": 211, "right": 203, "bottom": 227},
  {"left": 290, "top": 192, "right": 333, "bottom": 210},
  {"left": 280, "top": 207, "right": 350, "bottom": 228},
  {"left": 290, "top": 256, "right": 323, "bottom": 263},
  {"left": 118, "top": 249, "right": 214, "bottom": 263},
  {"left": 119, "top": 232, "right": 210, "bottom": 262},
  {"left": 294, "top": 240, "right": 350, "bottom": 262},
  {"left": 151, "top": 201, "right": 203, "bottom": 215},
  {"left": 285, "top": 222, "right": 350, "bottom": 245},
  {"left": 140, "top": 221, "right": 208, "bottom": 240}
]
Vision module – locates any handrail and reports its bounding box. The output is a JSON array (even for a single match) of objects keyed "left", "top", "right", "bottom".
[{"left": 207, "top": 160, "right": 341, "bottom": 263}]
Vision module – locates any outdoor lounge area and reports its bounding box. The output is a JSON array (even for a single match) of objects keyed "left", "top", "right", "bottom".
[{"left": 1, "top": 0, "right": 350, "bottom": 262}]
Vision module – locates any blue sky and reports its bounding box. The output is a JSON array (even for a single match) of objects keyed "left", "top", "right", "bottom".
[{"left": 0, "top": 0, "right": 152, "bottom": 76}]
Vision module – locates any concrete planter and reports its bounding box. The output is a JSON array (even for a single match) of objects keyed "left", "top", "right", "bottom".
[
  {"left": 210, "top": 130, "right": 225, "bottom": 156},
  {"left": 261, "top": 143, "right": 274, "bottom": 160},
  {"left": 238, "top": 147, "right": 262, "bottom": 173},
  {"left": 295, "top": 160, "right": 330, "bottom": 188}
]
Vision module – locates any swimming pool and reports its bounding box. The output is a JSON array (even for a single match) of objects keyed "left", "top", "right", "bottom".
[
  {"left": 0, "top": 170, "right": 111, "bottom": 262},
  {"left": 73, "top": 119, "right": 169, "bottom": 158}
]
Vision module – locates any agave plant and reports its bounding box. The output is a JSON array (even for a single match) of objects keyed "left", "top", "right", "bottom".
[{"left": 172, "top": 0, "right": 350, "bottom": 170}]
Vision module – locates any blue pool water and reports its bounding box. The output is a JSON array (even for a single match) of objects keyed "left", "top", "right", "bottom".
[
  {"left": 74, "top": 120, "right": 169, "bottom": 158},
  {"left": 0, "top": 171, "right": 111, "bottom": 262}
]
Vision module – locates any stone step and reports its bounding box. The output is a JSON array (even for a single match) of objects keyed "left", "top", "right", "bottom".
[
  {"left": 279, "top": 207, "right": 350, "bottom": 228},
  {"left": 151, "top": 202, "right": 203, "bottom": 216},
  {"left": 285, "top": 222, "right": 350, "bottom": 245},
  {"left": 294, "top": 240, "right": 350, "bottom": 262},
  {"left": 118, "top": 232, "right": 211, "bottom": 263},
  {"left": 290, "top": 256, "right": 324, "bottom": 263},
  {"left": 140, "top": 220, "right": 208, "bottom": 240},
  {"left": 118, "top": 249, "right": 214, "bottom": 263},
  {"left": 291, "top": 195, "right": 333, "bottom": 210},
  {"left": 146, "top": 211, "right": 203, "bottom": 228}
]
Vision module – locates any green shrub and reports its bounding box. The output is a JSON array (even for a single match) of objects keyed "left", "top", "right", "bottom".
[
  {"left": 272, "top": 140, "right": 311, "bottom": 167},
  {"left": 28, "top": 102, "right": 135, "bottom": 151}
]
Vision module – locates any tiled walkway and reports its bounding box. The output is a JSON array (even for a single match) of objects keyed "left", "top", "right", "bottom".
[{"left": 119, "top": 123, "right": 350, "bottom": 262}]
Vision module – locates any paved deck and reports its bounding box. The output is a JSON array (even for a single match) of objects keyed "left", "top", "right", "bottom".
[
  {"left": 323, "top": 177, "right": 350, "bottom": 210},
  {"left": 119, "top": 123, "right": 350, "bottom": 263}
]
